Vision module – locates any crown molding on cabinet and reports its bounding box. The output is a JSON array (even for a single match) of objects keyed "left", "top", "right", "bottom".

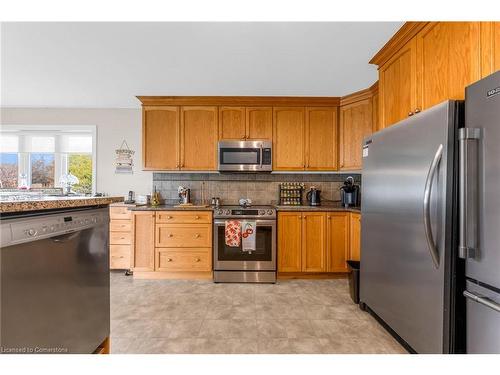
[
  {"left": 339, "top": 81, "right": 378, "bottom": 106},
  {"left": 137, "top": 96, "right": 341, "bottom": 107},
  {"left": 369, "top": 22, "right": 429, "bottom": 67}
]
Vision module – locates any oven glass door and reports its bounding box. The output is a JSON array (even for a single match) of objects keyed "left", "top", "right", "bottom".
[
  {"left": 213, "top": 220, "right": 276, "bottom": 271},
  {"left": 219, "top": 148, "right": 260, "bottom": 165}
]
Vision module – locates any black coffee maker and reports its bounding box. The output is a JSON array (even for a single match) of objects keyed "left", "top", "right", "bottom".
[
  {"left": 306, "top": 186, "right": 321, "bottom": 206},
  {"left": 340, "top": 176, "right": 360, "bottom": 208}
]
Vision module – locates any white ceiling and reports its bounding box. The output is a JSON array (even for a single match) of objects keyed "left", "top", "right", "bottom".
[{"left": 1, "top": 22, "right": 403, "bottom": 108}]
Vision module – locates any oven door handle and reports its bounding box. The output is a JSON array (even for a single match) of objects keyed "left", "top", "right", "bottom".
[{"left": 214, "top": 219, "right": 276, "bottom": 226}]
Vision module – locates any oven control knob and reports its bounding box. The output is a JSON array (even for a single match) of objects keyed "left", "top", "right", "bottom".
[
  {"left": 27, "top": 228, "right": 37, "bottom": 237},
  {"left": 216, "top": 209, "right": 222, "bottom": 215},
  {"left": 224, "top": 210, "right": 231, "bottom": 215},
  {"left": 258, "top": 210, "right": 265, "bottom": 216},
  {"left": 267, "top": 210, "right": 274, "bottom": 215}
]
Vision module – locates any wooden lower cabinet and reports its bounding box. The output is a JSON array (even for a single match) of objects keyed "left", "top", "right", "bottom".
[
  {"left": 109, "top": 204, "right": 133, "bottom": 270},
  {"left": 131, "top": 211, "right": 156, "bottom": 271},
  {"left": 278, "top": 211, "right": 356, "bottom": 274},
  {"left": 277, "top": 212, "right": 302, "bottom": 272},
  {"left": 326, "top": 212, "right": 350, "bottom": 272},
  {"left": 301, "top": 212, "right": 327, "bottom": 272},
  {"left": 349, "top": 212, "right": 361, "bottom": 261},
  {"left": 130, "top": 210, "right": 213, "bottom": 279}
]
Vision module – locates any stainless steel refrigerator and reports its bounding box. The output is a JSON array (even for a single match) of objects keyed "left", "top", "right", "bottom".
[{"left": 360, "top": 71, "right": 500, "bottom": 354}]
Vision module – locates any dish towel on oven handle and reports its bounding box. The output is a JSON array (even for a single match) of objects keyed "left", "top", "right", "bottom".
[
  {"left": 241, "top": 220, "right": 256, "bottom": 253},
  {"left": 225, "top": 220, "right": 241, "bottom": 247}
]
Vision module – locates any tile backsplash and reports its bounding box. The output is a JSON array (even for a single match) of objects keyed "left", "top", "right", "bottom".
[{"left": 153, "top": 173, "right": 361, "bottom": 206}]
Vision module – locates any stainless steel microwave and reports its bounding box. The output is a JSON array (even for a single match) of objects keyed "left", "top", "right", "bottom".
[{"left": 217, "top": 140, "right": 272, "bottom": 172}]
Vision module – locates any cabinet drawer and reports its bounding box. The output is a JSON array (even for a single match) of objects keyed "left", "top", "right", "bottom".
[
  {"left": 156, "top": 224, "right": 212, "bottom": 248},
  {"left": 110, "top": 245, "right": 131, "bottom": 269},
  {"left": 110, "top": 231, "right": 132, "bottom": 245},
  {"left": 156, "top": 211, "right": 212, "bottom": 224},
  {"left": 110, "top": 220, "right": 132, "bottom": 232},
  {"left": 156, "top": 249, "right": 211, "bottom": 271},
  {"left": 110, "top": 206, "right": 132, "bottom": 220}
]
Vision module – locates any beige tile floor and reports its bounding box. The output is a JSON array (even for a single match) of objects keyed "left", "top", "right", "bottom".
[{"left": 110, "top": 272, "right": 407, "bottom": 354}]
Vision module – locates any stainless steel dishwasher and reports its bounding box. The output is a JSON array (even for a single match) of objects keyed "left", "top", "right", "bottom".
[{"left": 0, "top": 207, "right": 110, "bottom": 354}]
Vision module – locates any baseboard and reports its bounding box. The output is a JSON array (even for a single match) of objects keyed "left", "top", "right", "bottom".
[
  {"left": 278, "top": 272, "right": 348, "bottom": 280},
  {"left": 133, "top": 271, "right": 213, "bottom": 280}
]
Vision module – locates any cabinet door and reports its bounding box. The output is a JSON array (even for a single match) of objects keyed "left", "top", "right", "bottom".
[
  {"left": 339, "top": 99, "right": 373, "bottom": 171},
  {"left": 273, "top": 107, "right": 305, "bottom": 170},
  {"left": 480, "top": 22, "right": 500, "bottom": 77},
  {"left": 131, "top": 212, "right": 155, "bottom": 271},
  {"left": 326, "top": 212, "right": 349, "bottom": 272},
  {"left": 143, "top": 106, "right": 180, "bottom": 170},
  {"left": 416, "top": 22, "right": 481, "bottom": 110},
  {"left": 278, "top": 212, "right": 302, "bottom": 272},
  {"left": 379, "top": 38, "right": 417, "bottom": 128},
  {"left": 180, "top": 106, "right": 218, "bottom": 170},
  {"left": 302, "top": 212, "right": 327, "bottom": 272},
  {"left": 305, "top": 107, "right": 338, "bottom": 171},
  {"left": 349, "top": 212, "right": 361, "bottom": 261},
  {"left": 246, "top": 107, "right": 272, "bottom": 140},
  {"left": 219, "top": 107, "right": 246, "bottom": 140}
]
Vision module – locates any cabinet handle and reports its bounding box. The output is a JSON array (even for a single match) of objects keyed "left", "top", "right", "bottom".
[
  {"left": 415, "top": 108, "right": 421, "bottom": 114},
  {"left": 327, "top": 216, "right": 331, "bottom": 220},
  {"left": 195, "top": 216, "right": 200, "bottom": 219},
  {"left": 195, "top": 258, "right": 201, "bottom": 262},
  {"left": 408, "top": 111, "right": 414, "bottom": 117},
  {"left": 168, "top": 234, "right": 173, "bottom": 238},
  {"left": 167, "top": 216, "right": 173, "bottom": 219},
  {"left": 195, "top": 233, "right": 201, "bottom": 238},
  {"left": 167, "top": 258, "right": 173, "bottom": 262}
]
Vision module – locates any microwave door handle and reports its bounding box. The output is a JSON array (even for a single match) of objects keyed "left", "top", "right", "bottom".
[{"left": 259, "top": 144, "right": 263, "bottom": 169}]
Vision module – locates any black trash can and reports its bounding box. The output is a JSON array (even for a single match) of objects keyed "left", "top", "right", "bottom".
[{"left": 347, "top": 260, "right": 360, "bottom": 304}]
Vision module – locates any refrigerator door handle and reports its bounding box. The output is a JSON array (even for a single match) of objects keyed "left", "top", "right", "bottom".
[
  {"left": 423, "top": 143, "right": 443, "bottom": 269},
  {"left": 458, "top": 127, "right": 481, "bottom": 259},
  {"left": 464, "top": 290, "right": 500, "bottom": 313}
]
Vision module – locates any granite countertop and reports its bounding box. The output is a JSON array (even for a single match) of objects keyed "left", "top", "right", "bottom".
[
  {"left": 128, "top": 204, "right": 213, "bottom": 211},
  {"left": 129, "top": 202, "right": 360, "bottom": 212},
  {"left": 275, "top": 203, "right": 361, "bottom": 212},
  {"left": 0, "top": 196, "right": 124, "bottom": 214}
]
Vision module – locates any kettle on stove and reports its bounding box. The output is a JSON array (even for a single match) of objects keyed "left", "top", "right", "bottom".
[{"left": 306, "top": 186, "right": 321, "bottom": 206}]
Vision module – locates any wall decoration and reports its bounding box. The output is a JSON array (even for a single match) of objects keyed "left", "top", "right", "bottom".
[{"left": 115, "top": 140, "right": 134, "bottom": 174}]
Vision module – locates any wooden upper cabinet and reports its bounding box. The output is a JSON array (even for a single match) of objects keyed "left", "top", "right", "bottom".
[
  {"left": 305, "top": 107, "right": 338, "bottom": 170},
  {"left": 273, "top": 107, "right": 305, "bottom": 170},
  {"left": 416, "top": 22, "right": 481, "bottom": 110},
  {"left": 246, "top": 107, "right": 272, "bottom": 140},
  {"left": 326, "top": 212, "right": 350, "bottom": 272},
  {"left": 219, "top": 107, "right": 246, "bottom": 140},
  {"left": 143, "top": 107, "right": 180, "bottom": 170},
  {"left": 131, "top": 212, "right": 155, "bottom": 272},
  {"left": 180, "top": 106, "right": 218, "bottom": 170},
  {"left": 480, "top": 22, "right": 500, "bottom": 77},
  {"left": 379, "top": 38, "right": 417, "bottom": 128},
  {"left": 302, "top": 212, "right": 327, "bottom": 272},
  {"left": 339, "top": 99, "right": 373, "bottom": 171},
  {"left": 278, "top": 212, "right": 302, "bottom": 272},
  {"left": 349, "top": 212, "right": 361, "bottom": 261}
]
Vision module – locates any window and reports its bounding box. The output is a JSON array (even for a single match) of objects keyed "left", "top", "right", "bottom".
[
  {"left": 0, "top": 126, "right": 96, "bottom": 194},
  {"left": 0, "top": 153, "right": 19, "bottom": 188}
]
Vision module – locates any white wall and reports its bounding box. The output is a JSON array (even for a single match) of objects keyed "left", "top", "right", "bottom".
[{"left": 1, "top": 108, "right": 152, "bottom": 197}]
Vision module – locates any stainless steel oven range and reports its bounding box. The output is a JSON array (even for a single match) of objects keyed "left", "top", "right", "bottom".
[{"left": 213, "top": 205, "right": 276, "bottom": 283}]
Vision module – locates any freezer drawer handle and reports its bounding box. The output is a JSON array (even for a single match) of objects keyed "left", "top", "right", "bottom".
[
  {"left": 423, "top": 143, "right": 443, "bottom": 269},
  {"left": 464, "top": 290, "right": 500, "bottom": 313},
  {"left": 458, "top": 127, "right": 480, "bottom": 259}
]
